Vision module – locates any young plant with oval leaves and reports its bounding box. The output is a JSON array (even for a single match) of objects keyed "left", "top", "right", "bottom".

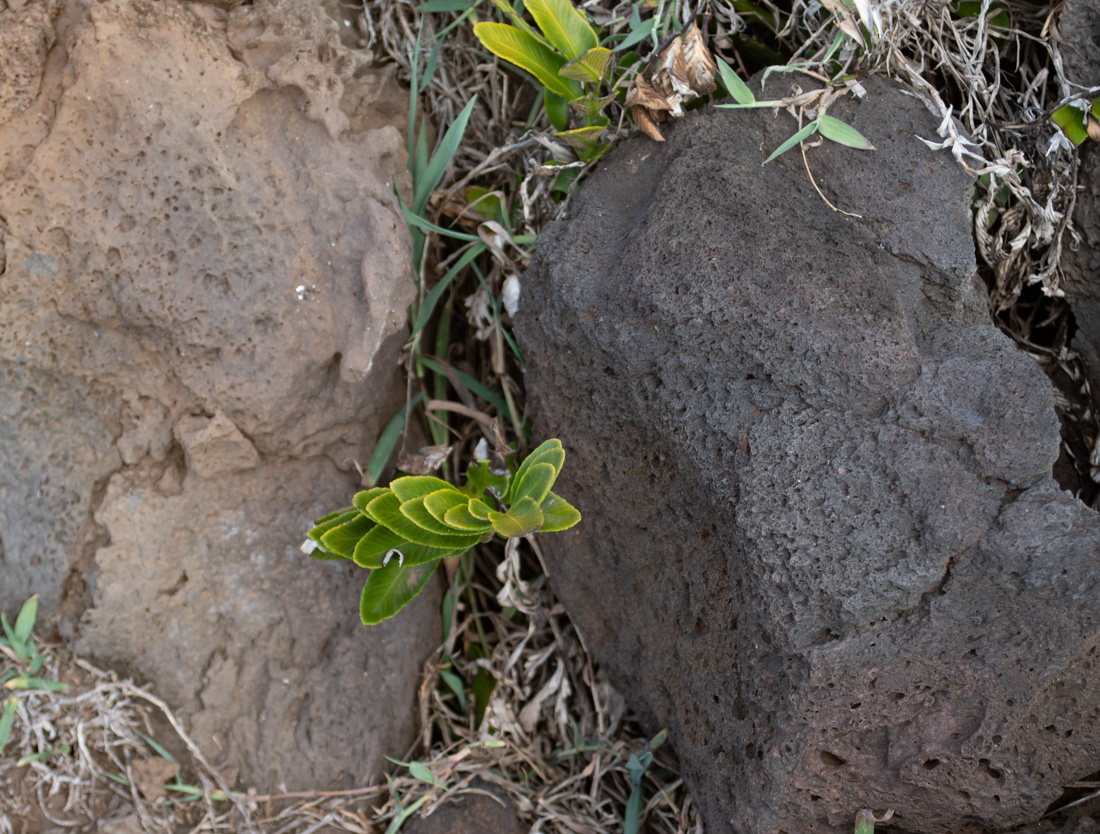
[
  {"left": 473, "top": 0, "right": 617, "bottom": 160},
  {"left": 304, "top": 439, "right": 580, "bottom": 624}
]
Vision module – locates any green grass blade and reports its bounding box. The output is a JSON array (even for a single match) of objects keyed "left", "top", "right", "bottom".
[
  {"left": 763, "top": 121, "right": 820, "bottom": 164},
  {"left": 414, "top": 357, "right": 510, "bottom": 417},
  {"left": 13, "top": 596, "right": 37, "bottom": 648},
  {"left": 413, "top": 96, "right": 479, "bottom": 216},
  {"left": 413, "top": 243, "right": 486, "bottom": 334},
  {"left": 368, "top": 392, "right": 427, "bottom": 487},
  {"left": 418, "top": 0, "right": 477, "bottom": 9},
  {"left": 138, "top": 731, "right": 179, "bottom": 764},
  {"left": 401, "top": 201, "right": 481, "bottom": 242},
  {"left": 715, "top": 56, "right": 755, "bottom": 105},
  {"left": 0, "top": 697, "right": 16, "bottom": 755},
  {"left": 817, "top": 114, "right": 875, "bottom": 150}
]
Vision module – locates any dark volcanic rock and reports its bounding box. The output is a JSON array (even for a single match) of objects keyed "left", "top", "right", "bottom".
[{"left": 516, "top": 75, "right": 1100, "bottom": 834}]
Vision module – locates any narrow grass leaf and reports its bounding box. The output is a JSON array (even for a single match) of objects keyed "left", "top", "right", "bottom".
[
  {"left": 716, "top": 56, "right": 755, "bottom": 105},
  {"left": 401, "top": 201, "right": 481, "bottom": 242},
  {"left": 473, "top": 23, "right": 580, "bottom": 100},
  {"left": 412, "top": 243, "right": 486, "bottom": 334},
  {"left": 407, "top": 760, "right": 439, "bottom": 786},
  {"left": 413, "top": 95, "right": 479, "bottom": 216},
  {"left": 764, "top": 121, "right": 820, "bottom": 164},
  {"left": 417, "top": 0, "right": 476, "bottom": 10},
  {"left": 616, "top": 14, "right": 657, "bottom": 51},
  {"left": 13, "top": 596, "right": 37, "bottom": 647},
  {"left": 367, "top": 394, "right": 426, "bottom": 487},
  {"left": 138, "top": 731, "right": 179, "bottom": 764},
  {"left": 438, "top": 667, "right": 467, "bottom": 713},
  {"left": 818, "top": 114, "right": 875, "bottom": 150},
  {"left": 360, "top": 561, "right": 439, "bottom": 625},
  {"left": 1, "top": 614, "right": 20, "bottom": 658},
  {"left": 525, "top": 0, "right": 597, "bottom": 59},
  {"left": 0, "top": 697, "right": 16, "bottom": 755},
  {"left": 416, "top": 356, "right": 509, "bottom": 417}
]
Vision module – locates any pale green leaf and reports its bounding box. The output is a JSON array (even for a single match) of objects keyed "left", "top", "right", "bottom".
[
  {"left": 512, "top": 462, "right": 557, "bottom": 505},
  {"left": 715, "top": 56, "right": 755, "bottom": 106},
  {"left": 559, "top": 46, "right": 613, "bottom": 83},
  {"left": 474, "top": 22, "right": 581, "bottom": 100},
  {"left": 539, "top": 492, "right": 581, "bottom": 532},
  {"left": 489, "top": 496, "right": 544, "bottom": 537},
  {"left": 319, "top": 513, "right": 376, "bottom": 559},
  {"left": 526, "top": 0, "right": 598, "bottom": 60},
  {"left": 443, "top": 504, "right": 495, "bottom": 532},
  {"left": 763, "top": 121, "right": 820, "bottom": 164},
  {"left": 413, "top": 96, "right": 478, "bottom": 216},
  {"left": 365, "top": 492, "right": 481, "bottom": 549},
  {"left": 423, "top": 489, "right": 470, "bottom": 525},
  {"left": 817, "top": 114, "right": 875, "bottom": 150}
]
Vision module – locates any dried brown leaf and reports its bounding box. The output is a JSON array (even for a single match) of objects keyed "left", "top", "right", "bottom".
[{"left": 633, "top": 106, "right": 666, "bottom": 142}]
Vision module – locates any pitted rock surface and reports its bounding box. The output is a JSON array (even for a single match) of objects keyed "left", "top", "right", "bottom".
[
  {"left": 0, "top": 0, "right": 435, "bottom": 791},
  {"left": 516, "top": 74, "right": 1100, "bottom": 833}
]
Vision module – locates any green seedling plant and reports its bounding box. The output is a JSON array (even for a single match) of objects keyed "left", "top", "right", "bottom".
[
  {"left": 305, "top": 439, "right": 581, "bottom": 625},
  {"left": 473, "top": 0, "right": 620, "bottom": 160},
  {"left": 0, "top": 595, "right": 68, "bottom": 757},
  {"left": 624, "top": 729, "right": 669, "bottom": 834},
  {"left": 715, "top": 58, "right": 874, "bottom": 163}
]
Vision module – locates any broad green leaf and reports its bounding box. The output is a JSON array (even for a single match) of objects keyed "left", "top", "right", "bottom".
[
  {"left": 413, "top": 95, "right": 478, "bottom": 216},
  {"left": 468, "top": 497, "right": 493, "bottom": 520},
  {"left": 464, "top": 460, "right": 510, "bottom": 498},
  {"left": 13, "top": 596, "right": 37, "bottom": 646},
  {"left": 474, "top": 23, "right": 581, "bottom": 100},
  {"left": 391, "top": 476, "right": 461, "bottom": 503},
  {"left": 365, "top": 492, "right": 482, "bottom": 549},
  {"left": 559, "top": 46, "right": 613, "bottom": 83},
  {"left": 716, "top": 56, "right": 756, "bottom": 106},
  {"left": 401, "top": 496, "right": 464, "bottom": 536},
  {"left": 491, "top": 0, "right": 555, "bottom": 48},
  {"left": 817, "top": 114, "right": 875, "bottom": 150},
  {"left": 512, "top": 462, "right": 557, "bottom": 505},
  {"left": 319, "top": 513, "right": 376, "bottom": 559},
  {"left": 367, "top": 395, "right": 426, "bottom": 487},
  {"left": 526, "top": 0, "right": 597, "bottom": 60},
  {"left": 488, "top": 496, "right": 544, "bottom": 537},
  {"left": 465, "top": 186, "right": 503, "bottom": 220},
  {"left": 0, "top": 698, "right": 16, "bottom": 756},
  {"left": 424, "top": 489, "right": 470, "bottom": 524},
  {"left": 353, "top": 488, "right": 390, "bottom": 514},
  {"left": 353, "top": 525, "right": 462, "bottom": 569},
  {"left": 1052, "top": 100, "right": 1099, "bottom": 146},
  {"left": 539, "top": 491, "right": 581, "bottom": 532},
  {"left": 506, "top": 438, "right": 564, "bottom": 502},
  {"left": 545, "top": 90, "right": 570, "bottom": 130},
  {"left": 444, "top": 504, "right": 495, "bottom": 532},
  {"left": 360, "top": 561, "right": 439, "bottom": 625},
  {"left": 763, "top": 121, "right": 820, "bottom": 164}
]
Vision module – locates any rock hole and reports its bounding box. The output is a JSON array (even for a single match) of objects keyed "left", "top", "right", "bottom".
[
  {"left": 923, "top": 759, "right": 940, "bottom": 770},
  {"left": 820, "top": 751, "right": 846, "bottom": 767}
]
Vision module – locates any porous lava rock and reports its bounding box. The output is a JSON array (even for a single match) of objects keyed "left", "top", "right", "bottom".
[
  {"left": 0, "top": 0, "right": 435, "bottom": 791},
  {"left": 516, "top": 75, "right": 1100, "bottom": 833},
  {"left": 1056, "top": 0, "right": 1100, "bottom": 427}
]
